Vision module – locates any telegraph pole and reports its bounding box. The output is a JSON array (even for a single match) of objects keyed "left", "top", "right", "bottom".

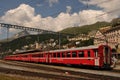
[
  {"left": 6, "top": 27, "right": 9, "bottom": 41},
  {"left": 58, "top": 32, "right": 61, "bottom": 49}
]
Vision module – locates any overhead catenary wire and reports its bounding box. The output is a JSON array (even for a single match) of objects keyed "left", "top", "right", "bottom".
[{"left": 96, "top": 7, "right": 120, "bottom": 18}]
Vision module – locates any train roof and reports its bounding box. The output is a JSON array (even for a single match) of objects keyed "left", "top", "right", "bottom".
[
  {"left": 13, "top": 49, "right": 42, "bottom": 54},
  {"left": 7, "top": 45, "right": 108, "bottom": 56},
  {"left": 48, "top": 45, "right": 101, "bottom": 53}
]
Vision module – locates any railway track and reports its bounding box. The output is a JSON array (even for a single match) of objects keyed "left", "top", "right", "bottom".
[{"left": 0, "top": 60, "right": 120, "bottom": 80}]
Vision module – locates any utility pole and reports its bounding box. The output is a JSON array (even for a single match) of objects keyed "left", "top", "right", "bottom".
[
  {"left": 6, "top": 27, "right": 9, "bottom": 41},
  {"left": 58, "top": 32, "right": 61, "bottom": 49},
  {"left": 86, "top": 0, "right": 89, "bottom": 9},
  {"left": 37, "top": 31, "right": 40, "bottom": 43}
]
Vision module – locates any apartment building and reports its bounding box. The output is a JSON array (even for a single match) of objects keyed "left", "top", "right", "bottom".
[
  {"left": 94, "top": 25, "right": 120, "bottom": 52},
  {"left": 68, "top": 34, "right": 89, "bottom": 41},
  {"left": 105, "top": 26, "right": 120, "bottom": 48}
]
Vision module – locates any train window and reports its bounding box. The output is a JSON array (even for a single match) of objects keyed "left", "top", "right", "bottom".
[
  {"left": 53, "top": 53, "right": 56, "bottom": 57},
  {"left": 32, "top": 54, "right": 38, "bottom": 57},
  {"left": 62, "top": 52, "right": 66, "bottom": 57},
  {"left": 88, "top": 51, "right": 91, "bottom": 57},
  {"left": 23, "top": 55, "right": 27, "bottom": 57},
  {"left": 57, "top": 53, "right": 61, "bottom": 57},
  {"left": 41, "top": 54, "right": 43, "bottom": 57},
  {"left": 104, "top": 46, "right": 109, "bottom": 54},
  {"left": 67, "top": 52, "right": 71, "bottom": 57},
  {"left": 51, "top": 53, "right": 53, "bottom": 57},
  {"left": 78, "top": 51, "right": 84, "bottom": 57},
  {"left": 39, "top": 54, "right": 43, "bottom": 57},
  {"left": 72, "top": 51, "right": 77, "bottom": 57},
  {"left": 37, "top": 54, "right": 40, "bottom": 57},
  {"left": 43, "top": 54, "right": 45, "bottom": 57}
]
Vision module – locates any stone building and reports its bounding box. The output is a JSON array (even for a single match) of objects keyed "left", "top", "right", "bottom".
[
  {"left": 94, "top": 25, "right": 120, "bottom": 53},
  {"left": 68, "top": 34, "right": 89, "bottom": 41},
  {"left": 94, "top": 30, "right": 106, "bottom": 45},
  {"left": 105, "top": 26, "right": 120, "bottom": 49}
]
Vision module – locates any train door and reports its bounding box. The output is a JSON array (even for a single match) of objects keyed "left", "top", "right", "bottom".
[
  {"left": 48, "top": 53, "right": 52, "bottom": 63},
  {"left": 45, "top": 53, "right": 48, "bottom": 63},
  {"left": 45, "top": 53, "right": 51, "bottom": 63},
  {"left": 94, "top": 49, "right": 99, "bottom": 66},
  {"left": 103, "top": 46, "right": 111, "bottom": 66}
]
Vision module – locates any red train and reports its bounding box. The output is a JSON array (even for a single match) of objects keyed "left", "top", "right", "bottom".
[{"left": 4, "top": 45, "right": 112, "bottom": 68}]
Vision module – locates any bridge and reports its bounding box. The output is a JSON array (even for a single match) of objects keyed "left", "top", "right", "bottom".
[
  {"left": 0, "top": 23, "right": 61, "bottom": 49},
  {"left": 0, "top": 23, "right": 56, "bottom": 34}
]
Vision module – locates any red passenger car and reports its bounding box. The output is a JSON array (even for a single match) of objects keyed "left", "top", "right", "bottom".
[
  {"left": 4, "top": 45, "right": 112, "bottom": 69},
  {"left": 47, "top": 45, "right": 112, "bottom": 68}
]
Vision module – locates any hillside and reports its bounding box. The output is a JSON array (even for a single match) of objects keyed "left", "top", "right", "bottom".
[
  {"left": 0, "top": 34, "right": 68, "bottom": 52},
  {"left": 0, "top": 21, "right": 111, "bottom": 52},
  {"left": 60, "top": 21, "right": 110, "bottom": 35},
  {"left": 0, "top": 30, "right": 30, "bottom": 43}
]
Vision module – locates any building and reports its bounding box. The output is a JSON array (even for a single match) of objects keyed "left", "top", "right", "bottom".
[
  {"left": 94, "top": 25, "right": 120, "bottom": 53},
  {"left": 68, "top": 34, "right": 89, "bottom": 41},
  {"left": 88, "top": 30, "right": 97, "bottom": 38},
  {"left": 94, "top": 30, "right": 106, "bottom": 45},
  {"left": 94, "top": 26, "right": 111, "bottom": 45},
  {"left": 105, "top": 26, "right": 120, "bottom": 49}
]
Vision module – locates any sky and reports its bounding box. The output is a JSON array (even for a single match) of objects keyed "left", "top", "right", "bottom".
[{"left": 0, "top": 0, "right": 120, "bottom": 39}]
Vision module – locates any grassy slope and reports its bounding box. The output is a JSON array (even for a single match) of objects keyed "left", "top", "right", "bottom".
[{"left": 60, "top": 22, "right": 110, "bottom": 35}]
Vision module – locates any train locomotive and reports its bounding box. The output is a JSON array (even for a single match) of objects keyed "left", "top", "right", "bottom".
[{"left": 4, "top": 45, "right": 112, "bottom": 69}]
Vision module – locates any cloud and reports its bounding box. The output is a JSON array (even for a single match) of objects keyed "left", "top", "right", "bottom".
[
  {"left": 0, "top": 3, "right": 117, "bottom": 34},
  {"left": 47, "top": 0, "right": 59, "bottom": 7},
  {"left": 79, "top": 0, "right": 120, "bottom": 16}
]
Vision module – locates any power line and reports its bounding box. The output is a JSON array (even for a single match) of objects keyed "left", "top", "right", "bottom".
[
  {"left": 95, "top": 0, "right": 113, "bottom": 5},
  {"left": 96, "top": 7, "right": 120, "bottom": 18},
  {"left": 0, "top": 23, "right": 56, "bottom": 34}
]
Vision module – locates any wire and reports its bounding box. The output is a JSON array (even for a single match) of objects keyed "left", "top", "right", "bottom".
[
  {"left": 95, "top": 0, "right": 113, "bottom": 5},
  {"left": 96, "top": 7, "right": 120, "bottom": 18}
]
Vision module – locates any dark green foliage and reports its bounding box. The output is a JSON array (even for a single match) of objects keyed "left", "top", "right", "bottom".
[
  {"left": 61, "top": 38, "right": 69, "bottom": 45},
  {"left": 77, "top": 38, "right": 94, "bottom": 47}
]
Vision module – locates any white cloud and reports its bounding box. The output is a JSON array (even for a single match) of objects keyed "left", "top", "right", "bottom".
[
  {"left": 48, "top": 0, "right": 59, "bottom": 7},
  {"left": 0, "top": 3, "right": 118, "bottom": 34},
  {"left": 79, "top": 0, "right": 120, "bottom": 16}
]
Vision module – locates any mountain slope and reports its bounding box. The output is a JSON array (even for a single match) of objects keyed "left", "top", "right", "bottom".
[
  {"left": 0, "top": 33, "right": 67, "bottom": 52},
  {"left": 60, "top": 21, "right": 110, "bottom": 35}
]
